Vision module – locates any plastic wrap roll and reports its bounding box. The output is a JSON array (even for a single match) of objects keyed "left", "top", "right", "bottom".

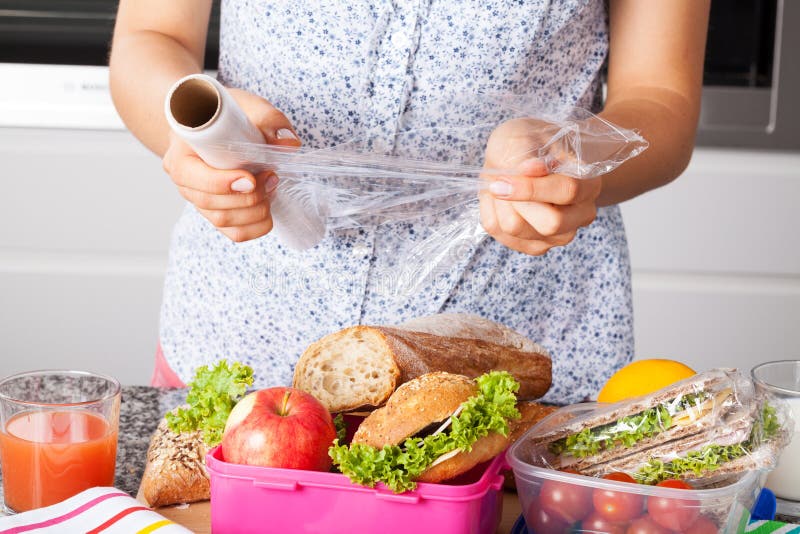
[{"left": 164, "top": 74, "right": 326, "bottom": 250}]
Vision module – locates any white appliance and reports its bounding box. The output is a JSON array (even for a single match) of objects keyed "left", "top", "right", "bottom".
[{"left": 0, "top": 63, "right": 124, "bottom": 129}]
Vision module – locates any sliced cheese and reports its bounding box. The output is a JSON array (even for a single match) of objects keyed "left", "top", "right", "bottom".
[
  {"left": 415, "top": 405, "right": 463, "bottom": 447},
  {"left": 428, "top": 448, "right": 462, "bottom": 468},
  {"left": 672, "top": 388, "right": 732, "bottom": 427}
]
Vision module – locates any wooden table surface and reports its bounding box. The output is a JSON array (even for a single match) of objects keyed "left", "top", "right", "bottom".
[{"left": 152, "top": 490, "right": 523, "bottom": 533}]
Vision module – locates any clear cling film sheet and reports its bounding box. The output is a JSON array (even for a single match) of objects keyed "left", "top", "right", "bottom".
[{"left": 208, "top": 96, "right": 649, "bottom": 294}]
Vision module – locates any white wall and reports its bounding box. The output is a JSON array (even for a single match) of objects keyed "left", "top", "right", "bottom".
[
  {"left": 622, "top": 148, "right": 800, "bottom": 373},
  {"left": 0, "top": 127, "right": 183, "bottom": 384},
  {"left": 0, "top": 129, "right": 798, "bottom": 384}
]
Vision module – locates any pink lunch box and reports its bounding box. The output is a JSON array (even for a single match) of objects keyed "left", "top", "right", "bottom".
[{"left": 206, "top": 446, "right": 507, "bottom": 534}]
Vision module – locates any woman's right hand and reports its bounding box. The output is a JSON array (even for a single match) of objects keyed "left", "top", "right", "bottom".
[{"left": 161, "top": 88, "right": 301, "bottom": 243}]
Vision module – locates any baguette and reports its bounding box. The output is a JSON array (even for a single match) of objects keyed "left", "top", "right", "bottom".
[
  {"left": 396, "top": 313, "right": 549, "bottom": 354},
  {"left": 293, "top": 324, "right": 552, "bottom": 413},
  {"left": 139, "top": 418, "right": 210, "bottom": 508}
]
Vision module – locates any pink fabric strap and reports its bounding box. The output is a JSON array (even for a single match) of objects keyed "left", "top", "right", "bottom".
[{"left": 150, "top": 344, "right": 185, "bottom": 388}]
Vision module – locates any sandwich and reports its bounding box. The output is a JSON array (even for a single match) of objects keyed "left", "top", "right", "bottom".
[
  {"left": 529, "top": 369, "right": 744, "bottom": 472},
  {"left": 329, "top": 371, "right": 556, "bottom": 492},
  {"left": 521, "top": 368, "right": 792, "bottom": 486},
  {"left": 293, "top": 313, "right": 552, "bottom": 413},
  {"left": 579, "top": 400, "right": 787, "bottom": 485}
]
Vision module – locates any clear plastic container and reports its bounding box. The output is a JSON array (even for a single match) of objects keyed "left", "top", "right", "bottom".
[
  {"left": 206, "top": 446, "right": 507, "bottom": 534},
  {"left": 507, "top": 404, "right": 766, "bottom": 534}
]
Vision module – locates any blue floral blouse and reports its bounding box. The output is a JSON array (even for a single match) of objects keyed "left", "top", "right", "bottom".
[{"left": 159, "top": 0, "right": 634, "bottom": 404}]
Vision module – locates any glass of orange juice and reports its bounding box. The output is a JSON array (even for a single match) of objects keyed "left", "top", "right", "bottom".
[{"left": 0, "top": 370, "right": 120, "bottom": 513}]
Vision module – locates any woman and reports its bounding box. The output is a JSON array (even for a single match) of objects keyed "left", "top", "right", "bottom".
[{"left": 109, "top": 0, "right": 709, "bottom": 404}]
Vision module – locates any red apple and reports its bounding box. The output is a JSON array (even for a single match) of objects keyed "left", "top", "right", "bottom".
[{"left": 221, "top": 387, "right": 336, "bottom": 471}]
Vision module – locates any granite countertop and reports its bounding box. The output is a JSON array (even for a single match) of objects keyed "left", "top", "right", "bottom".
[
  {"left": 0, "top": 386, "right": 187, "bottom": 500},
  {"left": 111, "top": 386, "right": 188, "bottom": 496}
]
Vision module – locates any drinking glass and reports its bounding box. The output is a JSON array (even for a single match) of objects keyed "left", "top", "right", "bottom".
[
  {"left": 0, "top": 370, "right": 120, "bottom": 513},
  {"left": 752, "top": 360, "right": 800, "bottom": 519}
]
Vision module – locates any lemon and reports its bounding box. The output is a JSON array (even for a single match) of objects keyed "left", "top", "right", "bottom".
[{"left": 597, "top": 359, "right": 696, "bottom": 403}]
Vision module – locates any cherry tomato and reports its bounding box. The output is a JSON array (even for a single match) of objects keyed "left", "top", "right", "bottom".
[
  {"left": 592, "top": 473, "right": 645, "bottom": 522},
  {"left": 626, "top": 515, "right": 671, "bottom": 534},
  {"left": 656, "top": 479, "right": 693, "bottom": 490},
  {"left": 581, "top": 511, "right": 627, "bottom": 534},
  {"left": 684, "top": 515, "right": 720, "bottom": 534},
  {"left": 647, "top": 479, "right": 700, "bottom": 531},
  {"left": 539, "top": 479, "right": 593, "bottom": 524},
  {"left": 602, "top": 472, "right": 637, "bottom": 484},
  {"left": 526, "top": 495, "right": 571, "bottom": 534}
]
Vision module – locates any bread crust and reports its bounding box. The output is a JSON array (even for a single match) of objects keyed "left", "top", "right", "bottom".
[
  {"left": 375, "top": 327, "right": 551, "bottom": 400},
  {"left": 292, "top": 317, "right": 552, "bottom": 413},
  {"left": 396, "top": 313, "right": 550, "bottom": 356},
  {"left": 139, "top": 419, "right": 210, "bottom": 508},
  {"left": 418, "top": 431, "right": 508, "bottom": 483},
  {"left": 352, "top": 372, "right": 476, "bottom": 447}
]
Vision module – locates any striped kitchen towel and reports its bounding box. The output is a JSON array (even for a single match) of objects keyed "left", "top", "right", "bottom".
[
  {"left": 0, "top": 487, "right": 191, "bottom": 533},
  {"left": 746, "top": 520, "right": 800, "bottom": 533}
]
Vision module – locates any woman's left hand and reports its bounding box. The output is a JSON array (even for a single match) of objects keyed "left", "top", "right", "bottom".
[{"left": 480, "top": 119, "right": 602, "bottom": 256}]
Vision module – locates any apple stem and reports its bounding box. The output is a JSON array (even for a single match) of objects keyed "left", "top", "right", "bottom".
[{"left": 280, "top": 390, "right": 292, "bottom": 416}]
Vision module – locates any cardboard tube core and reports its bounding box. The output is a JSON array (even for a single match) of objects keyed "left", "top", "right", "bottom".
[{"left": 168, "top": 78, "right": 221, "bottom": 129}]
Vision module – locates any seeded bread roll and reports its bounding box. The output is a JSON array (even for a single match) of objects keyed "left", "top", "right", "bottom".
[
  {"left": 293, "top": 322, "right": 552, "bottom": 413},
  {"left": 351, "top": 372, "right": 557, "bottom": 484},
  {"left": 351, "top": 372, "right": 476, "bottom": 447},
  {"left": 139, "top": 418, "right": 210, "bottom": 508}
]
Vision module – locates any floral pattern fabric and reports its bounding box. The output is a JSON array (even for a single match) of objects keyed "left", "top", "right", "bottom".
[{"left": 159, "top": 0, "right": 633, "bottom": 404}]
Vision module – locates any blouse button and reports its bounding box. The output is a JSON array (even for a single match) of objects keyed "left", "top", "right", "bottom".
[
  {"left": 352, "top": 244, "right": 370, "bottom": 257},
  {"left": 391, "top": 32, "right": 412, "bottom": 50}
]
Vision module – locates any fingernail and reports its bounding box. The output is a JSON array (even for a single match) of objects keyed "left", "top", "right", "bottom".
[
  {"left": 231, "top": 177, "right": 254, "bottom": 193},
  {"left": 489, "top": 180, "right": 514, "bottom": 197},
  {"left": 265, "top": 174, "right": 279, "bottom": 192},
  {"left": 276, "top": 128, "right": 299, "bottom": 141}
]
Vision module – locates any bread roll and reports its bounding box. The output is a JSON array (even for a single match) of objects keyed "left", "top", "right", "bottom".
[
  {"left": 351, "top": 372, "right": 557, "bottom": 484},
  {"left": 352, "top": 372, "right": 476, "bottom": 447},
  {"left": 139, "top": 418, "right": 210, "bottom": 508}
]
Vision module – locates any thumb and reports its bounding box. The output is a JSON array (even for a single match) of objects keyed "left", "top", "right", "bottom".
[
  {"left": 254, "top": 106, "right": 302, "bottom": 148},
  {"left": 229, "top": 89, "right": 302, "bottom": 147}
]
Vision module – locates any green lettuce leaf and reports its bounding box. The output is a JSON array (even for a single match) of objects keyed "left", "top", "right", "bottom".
[
  {"left": 549, "top": 392, "right": 709, "bottom": 458},
  {"left": 634, "top": 442, "right": 748, "bottom": 484},
  {"left": 334, "top": 413, "right": 347, "bottom": 443},
  {"left": 165, "top": 360, "right": 254, "bottom": 446},
  {"left": 759, "top": 403, "right": 780, "bottom": 440},
  {"left": 634, "top": 402, "right": 783, "bottom": 484},
  {"left": 329, "top": 371, "right": 520, "bottom": 493}
]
